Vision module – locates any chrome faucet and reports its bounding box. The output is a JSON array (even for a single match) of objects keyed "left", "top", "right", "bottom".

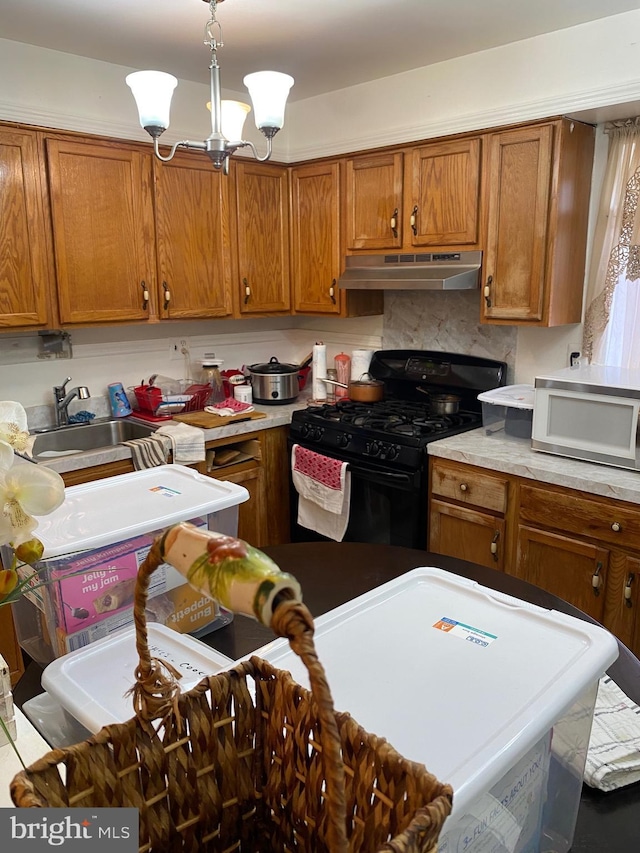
[{"left": 53, "top": 377, "right": 91, "bottom": 427}]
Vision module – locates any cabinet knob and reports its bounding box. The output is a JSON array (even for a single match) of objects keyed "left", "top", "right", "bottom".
[
  {"left": 410, "top": 205, "right": 419, "bottom": 236},
  {"left": 162, "top": 281, "right": 171, "bottom": 310},
  {"left": 243, "top": 278, "right": 251, "bottom": 304},
  {"left": 625, "top": 573, "right": 635, "bottom": 607},
  {"left": 329, "top": 279, "right": 336, "bottom": 304},
  {"left": 611, "top": 521, "right": 622, "bottom": 532},
  {"left": 459, "top": 483, "right": 468, "bottom": 492},
  {"left": 140, "top": 281, "right": 149, "bottom": 310},
  {"left": 592, "top": 562, "right": 603, "bottom": 595},
  {"left": 390, "top": 208, "right": 398, "bottom": 238}
]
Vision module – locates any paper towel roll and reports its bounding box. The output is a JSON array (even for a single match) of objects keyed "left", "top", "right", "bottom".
[
  {"left": 351, "top": 349, "right": 374, "bottom": 381},
  {"left": 312, "top": 343, "right": 327, "bottom": 401}
]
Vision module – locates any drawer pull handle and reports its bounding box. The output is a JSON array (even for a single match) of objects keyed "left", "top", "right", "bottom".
[
  {"left": 459, "top": 483, "right": 468, "bottom": 492},
  {"left": 162, "top": 281, "right": 171, "bottom": 310},
  {"left": 490, "top": 531, "right": 499, "bottom": 561},
  {"left": 243, "top": 278, "right": 251, "bottom": 304},
  {"left": 611, "top": 521, "right": 622, "bottom": 532},
  {"left": 140, "top": 281, "right": 149, "bottom": 310},
  {"left": 625, "top": 573, "right": 635, "bottom": 607},
  {"left": 592, "top": 562, "right": 603, "bottom": 596},
  {"left": 329, "top": 279, "right": 336, "bottom": 304},
  {"left": 390, "top": 208, "right": 398, "bottom": 238}
]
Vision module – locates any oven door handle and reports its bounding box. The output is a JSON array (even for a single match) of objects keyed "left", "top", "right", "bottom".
[{"left": 346, "top": 463, "right": 416, "bottom": 486}]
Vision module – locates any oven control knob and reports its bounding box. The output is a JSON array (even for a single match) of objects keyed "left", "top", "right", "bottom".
[
  {"left": 366, "top": 440, "right": 380, "bottom": 456},
  {"left": 386, "top": 445, "right": 399, "bottom": 461},
  {"left": 311, "top": 426, "right": 324, "bottom": 441},
  {"left": 301, "top": 423, "right": 311, "bottom": 438},
  {"left": 336, "top": 432, "right": 350, "bottom": 448}
]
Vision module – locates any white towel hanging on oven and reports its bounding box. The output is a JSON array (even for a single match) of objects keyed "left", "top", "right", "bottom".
[{"left": 291, "top": 444, "right": 351, "bottom": 542}]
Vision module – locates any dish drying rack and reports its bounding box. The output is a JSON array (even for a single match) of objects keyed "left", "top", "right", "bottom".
[{"left": 130, "top": 381, "right": 210, "bottom": 419}]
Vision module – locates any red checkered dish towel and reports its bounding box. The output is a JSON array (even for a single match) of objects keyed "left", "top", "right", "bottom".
[{"left": 291, "top": 444, "right": 351, "bottom": 542}]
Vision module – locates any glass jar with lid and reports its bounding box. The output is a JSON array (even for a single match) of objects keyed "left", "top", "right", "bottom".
[{"left": 200, "top": 352, "right": 225, "bottom": 405}]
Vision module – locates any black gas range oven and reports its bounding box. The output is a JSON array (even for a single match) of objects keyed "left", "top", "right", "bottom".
[{"left": 289, "top": 350, "right": 506, "bottom": 548}]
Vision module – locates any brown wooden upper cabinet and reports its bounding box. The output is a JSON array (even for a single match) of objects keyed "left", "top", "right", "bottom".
[
  {"left": 290, "top": 160, "right": 383, "bottom": 317},
  {"left": 233, "top": 161, "right": 290, "bottom": 315},
  {"left": 344, "top": 137, "right": 482, "bottom": 253},
  {"left": 0, "top": 127, "right": 54, "bottom": 329},
  {"left": 153, "top": 152, "right": 233, "bottom": 320},
  {"left": 481, "top": 119, "right": 595, "bottom": 326},
  {"left": 45, "top": 136, "right": 157, "bottom": 325}
]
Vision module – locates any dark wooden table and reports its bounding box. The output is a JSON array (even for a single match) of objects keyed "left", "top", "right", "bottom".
[{"left": 14, "top": 542, "right": 640, "bottom": 851}]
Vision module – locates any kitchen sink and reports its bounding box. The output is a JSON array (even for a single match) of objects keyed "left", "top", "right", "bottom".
[{"left": 31, "top": 418, "right": 156, "bottom": 460}]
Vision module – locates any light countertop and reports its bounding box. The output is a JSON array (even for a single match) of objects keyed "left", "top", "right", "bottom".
[{"left": 428, "top": 428, "right": 640, "bottom": 505}]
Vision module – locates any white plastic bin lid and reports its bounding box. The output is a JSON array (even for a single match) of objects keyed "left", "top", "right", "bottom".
[
  {"left": 42, "top": 623, "right": 234, "bottom": 733},
  {"left": 34, "top": 464, "right": 249, "bottom": 558},
  {"left": 249, "top": 567, "right": 618, "bottom": 817},
  {"left": 477, "top": 383, "right": 534, "bottom": 409}
]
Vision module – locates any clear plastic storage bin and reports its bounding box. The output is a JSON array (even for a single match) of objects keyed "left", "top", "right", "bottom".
[
  {"left": 5, "top": 465, "right": 248, "bottom": 666},
  {"left": 478, "top": 384, "right": 535, "bottom": 440},
  {"left": 255, "top": 568, "right": 618, "bottom": 853}
]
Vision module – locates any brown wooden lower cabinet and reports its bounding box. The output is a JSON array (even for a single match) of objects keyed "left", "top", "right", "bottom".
[
  {"left": 0, "top": 607, "right": 25, "bottom": 687},
  {"left": 515, "top": 525, "right": 608, "bottom": 622},
  {"left": 428, "top": 456, "right": 640, "bottom": 657}
]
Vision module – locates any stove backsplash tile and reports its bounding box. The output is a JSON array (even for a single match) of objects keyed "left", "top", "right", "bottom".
[{"left": 383, "top": 291, "right": 517, "bottom": 384}]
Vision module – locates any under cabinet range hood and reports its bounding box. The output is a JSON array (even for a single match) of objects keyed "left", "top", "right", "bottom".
[{"left": 338, "top": 251, "right": 482, "bottom": 291}]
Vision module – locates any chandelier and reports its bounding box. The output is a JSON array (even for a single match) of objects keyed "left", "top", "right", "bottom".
[{"left": 125, "top": 0, "right": 294, "bottom": 173}]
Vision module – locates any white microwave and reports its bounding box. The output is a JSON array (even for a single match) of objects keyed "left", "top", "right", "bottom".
[{"left": 532, "top": 364, "right": 640, "bottom": 470}]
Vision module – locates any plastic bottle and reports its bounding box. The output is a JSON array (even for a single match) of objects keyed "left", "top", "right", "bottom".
[{"left": 200, "top": 353, "right": 225, "bottom": 405}]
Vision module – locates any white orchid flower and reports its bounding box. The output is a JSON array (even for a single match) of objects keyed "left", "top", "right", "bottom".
[
  {"left": 0, "top": 400, "right": 35, "bottom": 456},
  {"left": 0, "top": 455, "right": 65, "bottom": 547}
]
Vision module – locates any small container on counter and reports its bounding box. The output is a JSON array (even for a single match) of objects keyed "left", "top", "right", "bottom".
[
  {"left": 325, "top": 368, "right": 338, "bottom": 403},
  {"left": 200, "top": 353, "right": 225, "bottom": 405},
  {"left": 108, "top": 382, "right": 132, "bottom": 417},
  {"left": 234, "top": 384, "right": 253, "bottom": 404},
  {"left": 334, "top": 352, "right": 351, "bottom": 399}
]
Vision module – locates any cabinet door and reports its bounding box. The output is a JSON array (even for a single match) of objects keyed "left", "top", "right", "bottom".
[
  {"left": 430, "top": 500, "right": 506, "bottom": 570},
  {"left": 46, "top": 138, "right": 156, "bottom": 324},
  {"left": 406, "top": 138, "right": 481, "bottom": 248},
  {"left": 602, "top": 552, "right": 640, "bottom": 656},
  {"left": 0, "top": 608, "right": 25, "bottom": 687},
  {"left": 482, "top": 124, "right": 553, "bottom": 322},
  {"left": 234, "top": 161, "right": 290, "bottom": 315},
  {"left": 211, "top": 465, "right": 267, "bottom": 548},
  {"left": 516, "top": 525, "right": 608, "bottom": 621},
  {"left": 154, "top": 153, "right": 233, "bottom": 319},
  {"left": 291, "top": 161, "right": 342, "bottom": 314},
  {"left": 0, "top": 128, "right": 53, "bottom": 328},
  {"left": 344, "top": 151, "right": 403, "bottom": 250}
]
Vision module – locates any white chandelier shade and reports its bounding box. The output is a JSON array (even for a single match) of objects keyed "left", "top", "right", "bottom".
[
  {"left": 243, "top": 71, "right": 295, "bottom": 132},
  {"left": 126, "top": 71, "right": 178, "bottom": 136}
]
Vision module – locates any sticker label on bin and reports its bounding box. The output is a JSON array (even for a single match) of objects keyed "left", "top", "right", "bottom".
[
  {"left": 433, "top": 617, "right": 497, "bottom": 647},
  {"left": 149, "top": 485, "right": 182, "bottom": 498}
]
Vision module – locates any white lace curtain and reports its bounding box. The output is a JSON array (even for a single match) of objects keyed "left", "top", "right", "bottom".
[{"left": 583, "top": 118, "right": 640, "bottom": 367}]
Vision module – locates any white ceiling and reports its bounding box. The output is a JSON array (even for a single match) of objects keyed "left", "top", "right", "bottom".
[{"left": 2, "top": 0, "right": 640, "bottom": 103}]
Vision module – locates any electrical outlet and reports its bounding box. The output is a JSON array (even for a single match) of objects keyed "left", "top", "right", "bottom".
[
  {"left": 567, "top": 344, "right": 582, "bottom": 367},
  {"left": 169, "top": 339, "right": 188, "bottom": 361}
]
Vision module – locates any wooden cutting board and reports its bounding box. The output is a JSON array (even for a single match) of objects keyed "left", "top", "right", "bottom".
[{"left": 172, "top": 410, "right": 267, "bottom": 429}]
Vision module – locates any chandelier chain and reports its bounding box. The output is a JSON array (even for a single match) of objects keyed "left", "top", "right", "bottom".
[{"left": 205, "top": 0, "right": 223, "bottom": 52}]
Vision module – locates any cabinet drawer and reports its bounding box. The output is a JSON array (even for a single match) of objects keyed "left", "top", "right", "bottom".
[
  {"left": 431, "top": 460, "right": 508, "bottom": 513},
  {"left": 520, "top": 484, "right": 640, "bottom": 551}
]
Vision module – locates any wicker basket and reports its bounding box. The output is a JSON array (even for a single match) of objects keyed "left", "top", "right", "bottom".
[{"left": 11, "top": 538, "right": 453, "bottom": 853}]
